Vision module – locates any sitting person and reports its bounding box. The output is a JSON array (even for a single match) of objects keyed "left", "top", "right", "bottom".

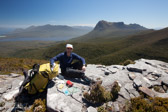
[{"left": 50, "top": 44, "right": 92, "bottom": 84}]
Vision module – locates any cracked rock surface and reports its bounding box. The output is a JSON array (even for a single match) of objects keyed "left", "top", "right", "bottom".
[{"left": 0, "top": 58, "right": 168, "bottom": 112}]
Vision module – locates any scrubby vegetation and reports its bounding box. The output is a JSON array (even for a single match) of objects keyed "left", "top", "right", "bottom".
[
  {"left": 25, "top": 99, "right": 46, "bottom": 112},
  {"left": 1, "top": 28, "right": 168, "bottom": 65},
  {"left": 0, "top": 101, "right": 5, "bottom": 107},
  {"left": 0, "top": 57, "right": 47, "bottom": 74},
  {"left": 97, "top": 104, "right": 113, "bottom": 112},
  {"left": 97, "top": 106, "right": 107, "bottom": 112},
  {"left": 120, "top": 59, "right": 135, "bottom": 66},
  {"left": 83, "top": 81, "right": 120, "bottom": 104},
  {"left": 126, "top": 97, "right": 168, "bottom": 112}
]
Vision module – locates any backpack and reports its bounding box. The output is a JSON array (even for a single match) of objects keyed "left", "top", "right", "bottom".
[{"left": 24, "top": 63, "right": 59, "bottom": 94}]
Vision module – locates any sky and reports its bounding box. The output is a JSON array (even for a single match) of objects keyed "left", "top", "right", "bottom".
[{"left": 0, "top": 0, "right": 168, "bottom": 29}]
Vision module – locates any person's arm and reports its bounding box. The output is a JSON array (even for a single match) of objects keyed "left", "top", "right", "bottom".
[
  {"left": 73, "top": 53, "right": 86, "bottom": 65},
  {"left": 73, "top": 53, "right": 86, "bottom": 71},
  {"left": 50, "top": 53, "right": 63, "bottom": 68}
]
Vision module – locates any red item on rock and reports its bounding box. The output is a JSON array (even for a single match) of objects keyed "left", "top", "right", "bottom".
[{"left": 66, "top": 80, "right": 73, "bottom": 87}]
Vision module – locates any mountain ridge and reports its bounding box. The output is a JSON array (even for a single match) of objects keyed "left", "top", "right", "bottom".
[
  {"left": 40, "top": 27, "right": 168, "bottom": 65},
  {"left": 94, "top": 20, "right": 147, "bottom": 31},
  {"left": 71, "top": 20, "right": 151, "bottom": 42},
  {"left": 4, "top": 24, "right": 93, "bottom": 40}
]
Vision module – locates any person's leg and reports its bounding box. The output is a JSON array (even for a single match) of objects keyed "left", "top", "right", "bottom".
[
  {"left": 61, "top": 61, "right": 93, "bottom": 84},
  {"left": 61, "top": 60, "right": 84, "bottom": 78},
  {"left": 70, "top": 60, "right": 83, "bottom": 70},
  {"left": 66, "top": 68, "right": 84, "bottom": 78},
  {"left": 61, "top": 68, "right": 69, "bottom": 77},
  {"left": 63, "top": 68, "right": 93, "bottom": 84}
]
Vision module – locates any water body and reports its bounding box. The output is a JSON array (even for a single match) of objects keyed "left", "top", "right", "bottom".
[{"left": 0, "top": 37, "right": 70, "bottom": 42}]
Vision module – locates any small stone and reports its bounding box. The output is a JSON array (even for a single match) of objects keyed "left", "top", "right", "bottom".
[
  {"left": 96, "top": 65, "right": 106, "bottom": 68},
  {"left": 113, "top": 65, "right": 124, "bottom": 70},
  {"left": 87, "top": 106, "right": 97, "bottom": 112},
  {"left": 130, "top": 94, "right": 135, "bottom": 98},
  {"left": 0, "top": 88, "right": 7, "bottom": 94},
  {"left": 127, "top": 67, "right": 144, "bottom": 73},
  {"left": 9, "top": 73, "right": 20, "bottom": 78},
  {"left": 124, "top": 83, "right": 140, "bottom": 98},
  {"left": 0, "top": 107, "right": 5, "bottom": 111},
  {"left": 165, "top": 70, "right": 168, "bottom": 74},
  {"left": 162, "top": 84, "right": 168, "bottom": 92},
  {"left": 139, "top": 87, "right": 156, "bottom": 97},
  {"left": 104, "top": 71, "right": 110, "bottom": 75},
  {"left": 107, "top": 101, "right": 113, "bottom": 107},
  {"left": 133, "top": 78, "right": 142, "bottom": 87},
  {"left": 161, "top": 76, "right": 168, "bottom": 86},
  {"left": 119, "top": 87, "right": 130, "bottom": 100},
  {"left": 112, "top": 102, "right": 120, "bottom": 112},
  {"left": 2, "top": 89, "right": 19, "bottom": 101},
  {"left": 146, "top": 74, "right": 158, "bottom": 81},
  {"left": 151, "top": 71, "right": 162, "bottom": 77},
  {"left": 155, "top": 92, "right": 168, "bottom": 98},
  {"left": 128, "top": 72, "right": 136, "bottom": 80},
  {"left": 133, "top": 76, "right": 152, "bottom": 88}
]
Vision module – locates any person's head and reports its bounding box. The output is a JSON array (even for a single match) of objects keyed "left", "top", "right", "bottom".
[{"left": 66, "top": 44, "right": 73, "bottom": 55}]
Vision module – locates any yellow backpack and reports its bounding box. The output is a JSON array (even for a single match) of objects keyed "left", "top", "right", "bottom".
[{"left": 24, "top": 63, "right": 59, "bottom": 94}]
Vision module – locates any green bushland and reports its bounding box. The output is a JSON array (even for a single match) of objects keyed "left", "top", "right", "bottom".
[
  {"left": 126, "top": 97, "right": 168, "bottom": 112},
  {"left": 0, "top": 57, "right": 47, "bottom": 74},
  {"left": 1, "top": 28, "right": 168, "bottom": 66},
  {"left": 16, "top": 28, "right": 167, "bottom": 65}
]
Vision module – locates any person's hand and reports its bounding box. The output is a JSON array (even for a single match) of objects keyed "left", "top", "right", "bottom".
[
  {"left": 82, "top": 65, "right": 86, "bottom": 72},
  {"left": 51, "top": 67, "right": 54, "bottom": 72},
  {"left": 50, "top": 63, "right": 56, "bottom": 72}
]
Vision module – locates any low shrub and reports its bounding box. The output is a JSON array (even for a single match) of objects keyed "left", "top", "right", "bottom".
[
  {"left": 126, "top": 97, "right": 168, "bottom": 112},
  {"left": 25, "top": 99, "right": 46, "bottom": 112},
  {"left": 120, "top": 59, "right": 135, "bottom": 66},
  {"left": 83, "top": 81, "right": 120, "bottom": 104},
  {"left": 97, "top": 106, "right": 107, "bottom": 112}
]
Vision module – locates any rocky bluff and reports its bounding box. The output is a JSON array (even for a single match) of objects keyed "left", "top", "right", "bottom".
[{"left": 0, "top": 58, "right": 168, "bottom": 112}]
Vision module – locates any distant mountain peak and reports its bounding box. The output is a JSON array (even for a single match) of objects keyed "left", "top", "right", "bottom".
[
  {"left": 94, "top": 20, "right": 147, "bottom": 31},
  {"left": 6, "top": 24, "right": 93, "bottom": 39}
]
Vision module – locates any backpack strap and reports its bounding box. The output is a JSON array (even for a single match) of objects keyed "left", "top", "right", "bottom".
[{"left": 40, "top": 71, "right": 49, "bottom": 80}]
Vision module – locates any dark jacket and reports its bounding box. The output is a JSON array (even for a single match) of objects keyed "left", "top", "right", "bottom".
[{"left": 50, "top": 52, "right": 85, "bottom": 69}]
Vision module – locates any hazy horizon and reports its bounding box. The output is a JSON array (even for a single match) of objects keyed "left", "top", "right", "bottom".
[{"left": 0, "top": 0, "right": 168, "bottom": 29}]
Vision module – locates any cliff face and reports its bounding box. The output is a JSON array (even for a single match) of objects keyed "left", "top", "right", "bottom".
[
  {"left": 1, "top": 58, "right": 168, "bottom": 112},
  {"left": 94, "top": 20, "right": 147, "bottom": 31}
]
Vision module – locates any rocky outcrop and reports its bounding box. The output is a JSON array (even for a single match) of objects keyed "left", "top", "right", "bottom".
[
  {"left": 0, "top": 58, "right": 168, "bottom": 112},
  {"left": 0, "top": 73, "right": 23, "bottom": 112},
  {"left": 94, "top": 20, "right": 147, "bottom": 31}
]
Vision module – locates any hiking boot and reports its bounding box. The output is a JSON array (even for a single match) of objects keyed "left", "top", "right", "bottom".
[{"left": 82, "top": 75, "right": 96, "bottom": 85}]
